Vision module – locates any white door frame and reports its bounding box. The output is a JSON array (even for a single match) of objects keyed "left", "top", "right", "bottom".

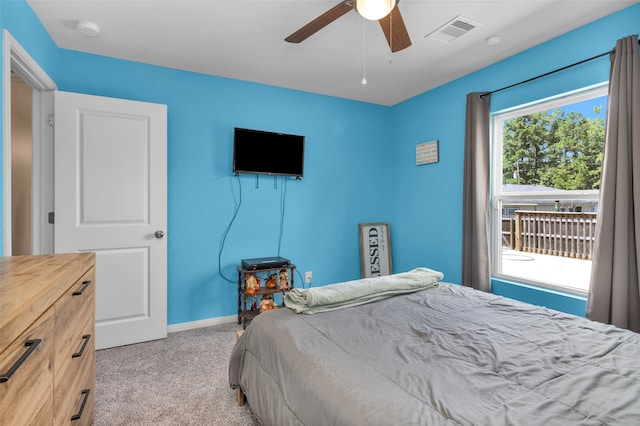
[{"left": 3, "top": 30, "right": 56, "bottom": 255}]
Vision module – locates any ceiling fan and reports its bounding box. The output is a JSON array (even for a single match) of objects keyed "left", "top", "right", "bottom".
[{"left": 285, "top": 0, "right": 412, "bottom": 53}]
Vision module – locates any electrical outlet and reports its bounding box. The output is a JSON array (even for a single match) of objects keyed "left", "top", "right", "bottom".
[{"left": 305, "top": 271, "right": 312, "bottom": 284}]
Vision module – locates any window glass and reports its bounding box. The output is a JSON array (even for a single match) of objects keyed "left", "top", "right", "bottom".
[{"left": 492, "top": 85, "right": 607, "bottom": 294}]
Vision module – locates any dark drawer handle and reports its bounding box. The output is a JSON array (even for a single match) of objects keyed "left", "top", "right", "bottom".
[
  {"left": 72, "top": 280, "right": 92, "bottom": 296},
  {"left": 72, "top": 335, "right": 91, "bottom": 358},
  {"left": 71, "top": 389, "right": 90, "bottom": 421},
  {"left": 0, "top": 339, "right": 42, "bottom": 383}
]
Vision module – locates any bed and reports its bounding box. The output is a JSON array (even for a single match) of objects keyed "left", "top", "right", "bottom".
[{"left": 229, "top": 269, "right": 640, "bottom": 425}]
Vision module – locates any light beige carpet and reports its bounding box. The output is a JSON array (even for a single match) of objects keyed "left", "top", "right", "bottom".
[{"left": 94, "top": 322, "right": 260, "bottom": 425}]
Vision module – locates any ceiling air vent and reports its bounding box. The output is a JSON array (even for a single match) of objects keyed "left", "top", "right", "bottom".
[{"left": 425, "top": 16, "right": 482, "bottom": 43}]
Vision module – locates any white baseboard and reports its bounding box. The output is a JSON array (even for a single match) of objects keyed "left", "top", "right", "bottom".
[{"left": 167, "top": 314, "right": 238, "bottom": 333}]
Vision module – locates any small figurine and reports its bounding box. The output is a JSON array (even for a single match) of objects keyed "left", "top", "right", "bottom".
[
  {"left": 245, "top": 273, "right": 261, "bottom": 295},
  {"left": 278, "top": 269, "right": 289, "bottom": 290},
  {"left": 250, "top": 296, "right": 258, "bottom": 311},
  {"left": 265, "top": 273, "right": 278, "bottom": 289},
  {"left": 259, "top": 295, "right": 278, "bottom": 313}
]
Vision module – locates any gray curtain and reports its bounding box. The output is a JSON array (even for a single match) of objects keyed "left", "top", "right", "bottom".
[
  {"left": 462, "top": 92, "right": 491, "bottom": 292},
  {"left": 587, "top": 35, "right": 640, "bottom": 332}
]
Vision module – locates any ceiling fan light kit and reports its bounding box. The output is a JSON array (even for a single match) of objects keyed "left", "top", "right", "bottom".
[
  {"left": 285, "top": 0, "right": 411, "bottom": 53},
  {"left": 354, "top": 0, "right": 397, "bottom": 21}
]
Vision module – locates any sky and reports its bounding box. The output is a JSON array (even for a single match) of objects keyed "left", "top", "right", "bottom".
[{"left": 566, "top": 95, "right": 607, "bottom": 120}]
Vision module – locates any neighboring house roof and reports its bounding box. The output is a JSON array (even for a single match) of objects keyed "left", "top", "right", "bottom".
[
  {"left": 501, "top": 184, "right": 597, "bottom": 208},
  {"left": 502, "top": 184, "right": 568, "bottom": 193}
]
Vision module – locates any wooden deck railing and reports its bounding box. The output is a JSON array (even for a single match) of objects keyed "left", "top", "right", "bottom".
[{"left": 506, "top": 211, "right": 597, "bottom": 260}]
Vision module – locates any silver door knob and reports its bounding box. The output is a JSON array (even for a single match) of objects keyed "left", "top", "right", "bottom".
[{"left": 154, "top": 230, "right": 165, "bottom": 239}]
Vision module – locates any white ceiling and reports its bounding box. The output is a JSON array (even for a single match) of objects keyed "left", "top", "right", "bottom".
[{"left": 26, "top": 0, "right": 637, "bottom": 106}]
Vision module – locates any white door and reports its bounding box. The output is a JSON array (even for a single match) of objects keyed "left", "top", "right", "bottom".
[{"left": 54, "top": 91, "right": 167, "bottom": 350}]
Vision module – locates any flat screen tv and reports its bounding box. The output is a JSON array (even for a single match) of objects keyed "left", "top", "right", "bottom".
[{"left": 233, "top": 127, "right": 305, "bottom": 177}]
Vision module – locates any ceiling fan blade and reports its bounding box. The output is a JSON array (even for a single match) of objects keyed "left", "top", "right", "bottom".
[
  {"left": 379, "top": 6, "right": 411, "bottom": 52},
  {"left": 285, "top": 1, "right": 353, "bottom": 44}
]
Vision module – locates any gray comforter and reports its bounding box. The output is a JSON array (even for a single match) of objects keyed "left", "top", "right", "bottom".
[{"left": 229, "top": 283, "right": 640, "bottom": 425}]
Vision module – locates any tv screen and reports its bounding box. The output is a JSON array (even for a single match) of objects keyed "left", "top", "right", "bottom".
[{"left": 233, "top": 127, "right": 305, "bottom": 177}]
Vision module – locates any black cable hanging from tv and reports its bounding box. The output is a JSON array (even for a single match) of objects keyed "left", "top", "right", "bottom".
[
  {"left": 218, "top": 174, "right": 243, "bottom": 283},
  {"left": 480, "top": 39, "right": 640, "bottom": 99}
]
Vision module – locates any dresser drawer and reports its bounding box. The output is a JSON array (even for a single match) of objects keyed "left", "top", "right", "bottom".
[
  {"left": 0, "top": 307, "right": 55, "bottom": 426},
  {"left": 54, "top": 268, "right": 95, "bottom": 375},
  {"left": 54, "top": 321, "right": 94, "bottom": 426},
  {"left": 75, "top": 365, "right": 95, "bottom": 426},
  {"left": 55, "top": 382, "right": 94, "bottom": 426},
  {"left": 55, "top": 313, "right": 94, "bottom": 382}
]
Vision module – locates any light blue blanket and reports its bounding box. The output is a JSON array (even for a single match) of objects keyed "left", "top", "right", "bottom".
[{"left": 283, "top": 267, "right": 443, "bottom": 314}]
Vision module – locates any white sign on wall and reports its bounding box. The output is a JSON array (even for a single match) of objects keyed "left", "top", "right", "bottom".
[{"left": 416, "top": 140, "right": 439, "bottom": 165}]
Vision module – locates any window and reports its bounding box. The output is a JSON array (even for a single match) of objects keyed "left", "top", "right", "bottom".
[{"left": 491, "top": 85, "right": 607, "bottom": 294}]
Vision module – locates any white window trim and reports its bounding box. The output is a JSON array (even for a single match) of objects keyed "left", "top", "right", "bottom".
[{"left": 490, "top": 83, "right": 608, "bottom": 295}]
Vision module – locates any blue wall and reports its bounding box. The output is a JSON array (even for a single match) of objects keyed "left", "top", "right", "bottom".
[
  {"left": 54, "top": 51, "right": 392, "bottom": 324},
  {"left": 2, "top": 0, "right": 639, "bottom": 324},
  {"left": 390, "top": 4, "right": 640, "bottom": 315}
]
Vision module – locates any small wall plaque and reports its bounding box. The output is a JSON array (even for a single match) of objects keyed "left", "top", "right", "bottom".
[{"left": 416, "top": 140, "right": 439, "bottom": 165}]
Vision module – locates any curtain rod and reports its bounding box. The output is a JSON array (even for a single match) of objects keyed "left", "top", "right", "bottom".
[{"left": 480, "top": 39, "right": 640, "bottom": 99}]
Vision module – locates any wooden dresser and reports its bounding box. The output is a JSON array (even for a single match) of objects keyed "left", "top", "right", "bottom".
[{"left": 0, "top": 253, "right": 96, "bottom": 425}]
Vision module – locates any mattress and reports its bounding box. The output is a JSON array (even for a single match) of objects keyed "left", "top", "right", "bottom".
[{"left": 229, "top": 282, "right": 640, "bottom": 425}]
